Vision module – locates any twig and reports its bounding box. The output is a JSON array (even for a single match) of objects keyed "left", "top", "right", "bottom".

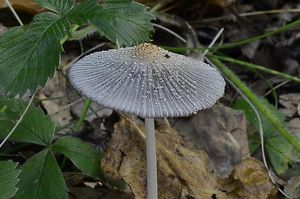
[
  {"left": 196, "top": 8, "right": 300, "bottom": 23},
  {"left": 152, "top": 23, "right": 187, "bottom": 43},
  {"left": 68, "top": 43, "right": 106, "bottom": 67},
  {"left": 0, "top": 92, "right": 36, "bottom": 149},
  {"left": 264, "top": 80, "right": 290, "bottom": 97},
  {"left": 4, "top": 0, "right": 23, "bottom": 25},
  {"left": 50, "top": 98, "right": 82, "bottom": 117},
  {"left": 202, "top": 28, "right": 224, "bottom": 58}
]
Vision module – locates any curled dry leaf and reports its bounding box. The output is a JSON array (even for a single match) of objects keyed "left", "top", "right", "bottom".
[
  {"left": 102, "top": 114, "right": 276, "bottom": 199},
  {"left": 0, "top": 0, "right": 44, "bottom": 14},
  {"left": 174, "top": 105, "right": 249, "bottom": 178},
  {"left": 234, "top": 158, "right": 277, "bottom": 199}
]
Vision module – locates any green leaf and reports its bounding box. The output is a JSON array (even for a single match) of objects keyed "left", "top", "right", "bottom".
[
  {"left": 35, "top": 0, "right": 74, "bottom": 14},
  {"left": 92, "top": 0, "right": 154, "bottom": 46},
  {"left": 53, "top": 136, "right": 103, "bottom": 178},
  {"left": 233, "top": 97, "right": 298, "bottom": 175},
  {"left": 0, "top": 98, "right": 54, "bottom": 146},
  {"left": 14, "top": 149, "right": 68, "bottom": 199},
  {"left": 0, "top": 13, "right": 69, "bottom": 96},
  {"left": 0, "top": 160, "right": 20, "bottom": 199},
  {"left": 67, "top": 0, "right": 100, "bottom": 25}
]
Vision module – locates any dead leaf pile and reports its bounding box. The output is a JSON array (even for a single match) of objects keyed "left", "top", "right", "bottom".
[{"left": 102, "top": 110, "right": 277, "bottom": 199}]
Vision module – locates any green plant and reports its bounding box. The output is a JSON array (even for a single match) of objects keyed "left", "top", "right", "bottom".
[{"left": 0, "top": 0, "right": 154, "bottom": 198}]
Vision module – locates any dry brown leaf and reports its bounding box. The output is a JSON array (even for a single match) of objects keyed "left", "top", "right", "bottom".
[
  {"left": 174, "top": 105, "right": 249, "bottom": 178},
  {"left": 102, "top": 113, "right": 276, "bottom": 199},
  {"left": 0, "top": 0, "right": 44, "bottom": 14},
  {"left": 234, "top": 158, "right": 277, "bottom": 199},
  {"left": 279, "top": 93, "right": 300, "bottom": 118}
]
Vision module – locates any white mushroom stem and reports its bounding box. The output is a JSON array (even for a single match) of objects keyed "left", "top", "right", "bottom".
[{"left": 145, "top": 117, "right": 158, "bottom": 199}]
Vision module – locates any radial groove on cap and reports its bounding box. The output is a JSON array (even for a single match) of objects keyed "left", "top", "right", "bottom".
[{"left": 69, "top": 43, "right": 225, "bottom": 118}]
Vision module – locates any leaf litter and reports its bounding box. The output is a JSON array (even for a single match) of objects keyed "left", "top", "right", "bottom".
[{"left": 102, "top": 110, "right": 276, "bottom": 199}]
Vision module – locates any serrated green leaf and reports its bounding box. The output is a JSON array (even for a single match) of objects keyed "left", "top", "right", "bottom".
[
  {"left": 0, "top": 160, "right": 20, "bottom": 199},
  {"left": 233, "top": 97, "right": 299, "bottom": 175},
  {"left": 67, "top": 0, "right": 100, "bottom": 25},
  {"left": 0, "top": 13, "right": 69, "bottom": 96},
  {"left": 14, "top": 149, "right": 68, "bottom": 199},
  {"left": 0, "top": 98, "right": 54, "bottom": 146},
  {"left": 35, "top": 0, "right": 74, "bottom": 14},
  {"left": 53, "top": 136, "right": 104, "bottom": 178},
  {"left": 92, "top": 0, "right": 154, "bottom": 46}
]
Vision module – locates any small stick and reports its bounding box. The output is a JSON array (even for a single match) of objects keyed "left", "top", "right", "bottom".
[
  {"left": 4, "top": 0, "right": 23, "bottom": 25},
  {"left": 0, "top": 92, "right": 36, "bottom": 149}
]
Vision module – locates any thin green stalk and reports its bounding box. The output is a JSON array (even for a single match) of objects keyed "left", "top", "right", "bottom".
[
  {"left": 212, "top": 55, "right": 300, "bottom": 84},
  {"left": 164, "top": 18, "right": 300, "bottom": 54},
  {"left": 75, "top": 99, "right": 92, "bottom": 132},
  {"left": 212, "top": 18, "right": 300, "bottom": 50},
  {"left": 208, "top": 56, "right": 300, "bottom": 153}
]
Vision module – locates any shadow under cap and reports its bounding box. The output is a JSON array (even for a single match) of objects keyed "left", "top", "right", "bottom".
[{"left": 69, "top": 43, "right": 225, "bottom": 118}]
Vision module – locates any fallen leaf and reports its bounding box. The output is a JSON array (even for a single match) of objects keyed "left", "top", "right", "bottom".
[
  {"left": 102, "top": 114, "right": 276, "bottom": 199},
  {"left": 284, "top": 176, "right": 300, "bottom": 199},
  {"left": 174, "top": 105, "right": 249, "bottom": 178},
  {"left": 279, "top": 93, "right": 300, "bottom": 118},
  {"left": 234, "top": 97, "right": 300, "bottom": 176},
  {"left": 234, "top": 158, "right": 277, "bottom": 199},
  {"left": 287, "top": 118, "right": 300, "bottom": 140},
  {"left": 0, "top": 0, "right": 44, "bottom": 14}
]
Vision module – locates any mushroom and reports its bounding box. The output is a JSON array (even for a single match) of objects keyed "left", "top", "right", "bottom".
[{"left": 69, "top": 43, "right": 225, "bottom": 199}]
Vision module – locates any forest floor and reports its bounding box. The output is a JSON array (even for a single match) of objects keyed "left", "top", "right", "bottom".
[{"left": 1, "top": 0, "right": 300, "bottom": 198}]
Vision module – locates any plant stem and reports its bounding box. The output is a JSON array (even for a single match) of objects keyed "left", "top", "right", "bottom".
[
  {"left": 5, "top": 0, "right": 23, "bottom": 25},
  {"left": 145, "top": 118, "right": 157, "bottom": 199},
  {"left": 165, "top": 18, "right": 300, "bottom": 54},
  {"left": 208, "top": 56, "right": 300, "bottom": 153},
  {"left": 70, "top": 25, "right": 97, "bottom": 41},
  {"left": 0, "top": 92, "right": 36, "bottom": 149},
  {"left": 75, "top": 99, "right": 92, "bottom": 132},
  {"left": 212, "top": 55, "right": 300, "bottom": 84},
  {"left": 212, "top": 18, "right": 300, "bottom": 50}
]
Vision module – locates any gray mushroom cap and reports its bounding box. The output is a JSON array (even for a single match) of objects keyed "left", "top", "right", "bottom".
[{"left": 69, "top": 43, "right": 225, "bottom": 118}]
